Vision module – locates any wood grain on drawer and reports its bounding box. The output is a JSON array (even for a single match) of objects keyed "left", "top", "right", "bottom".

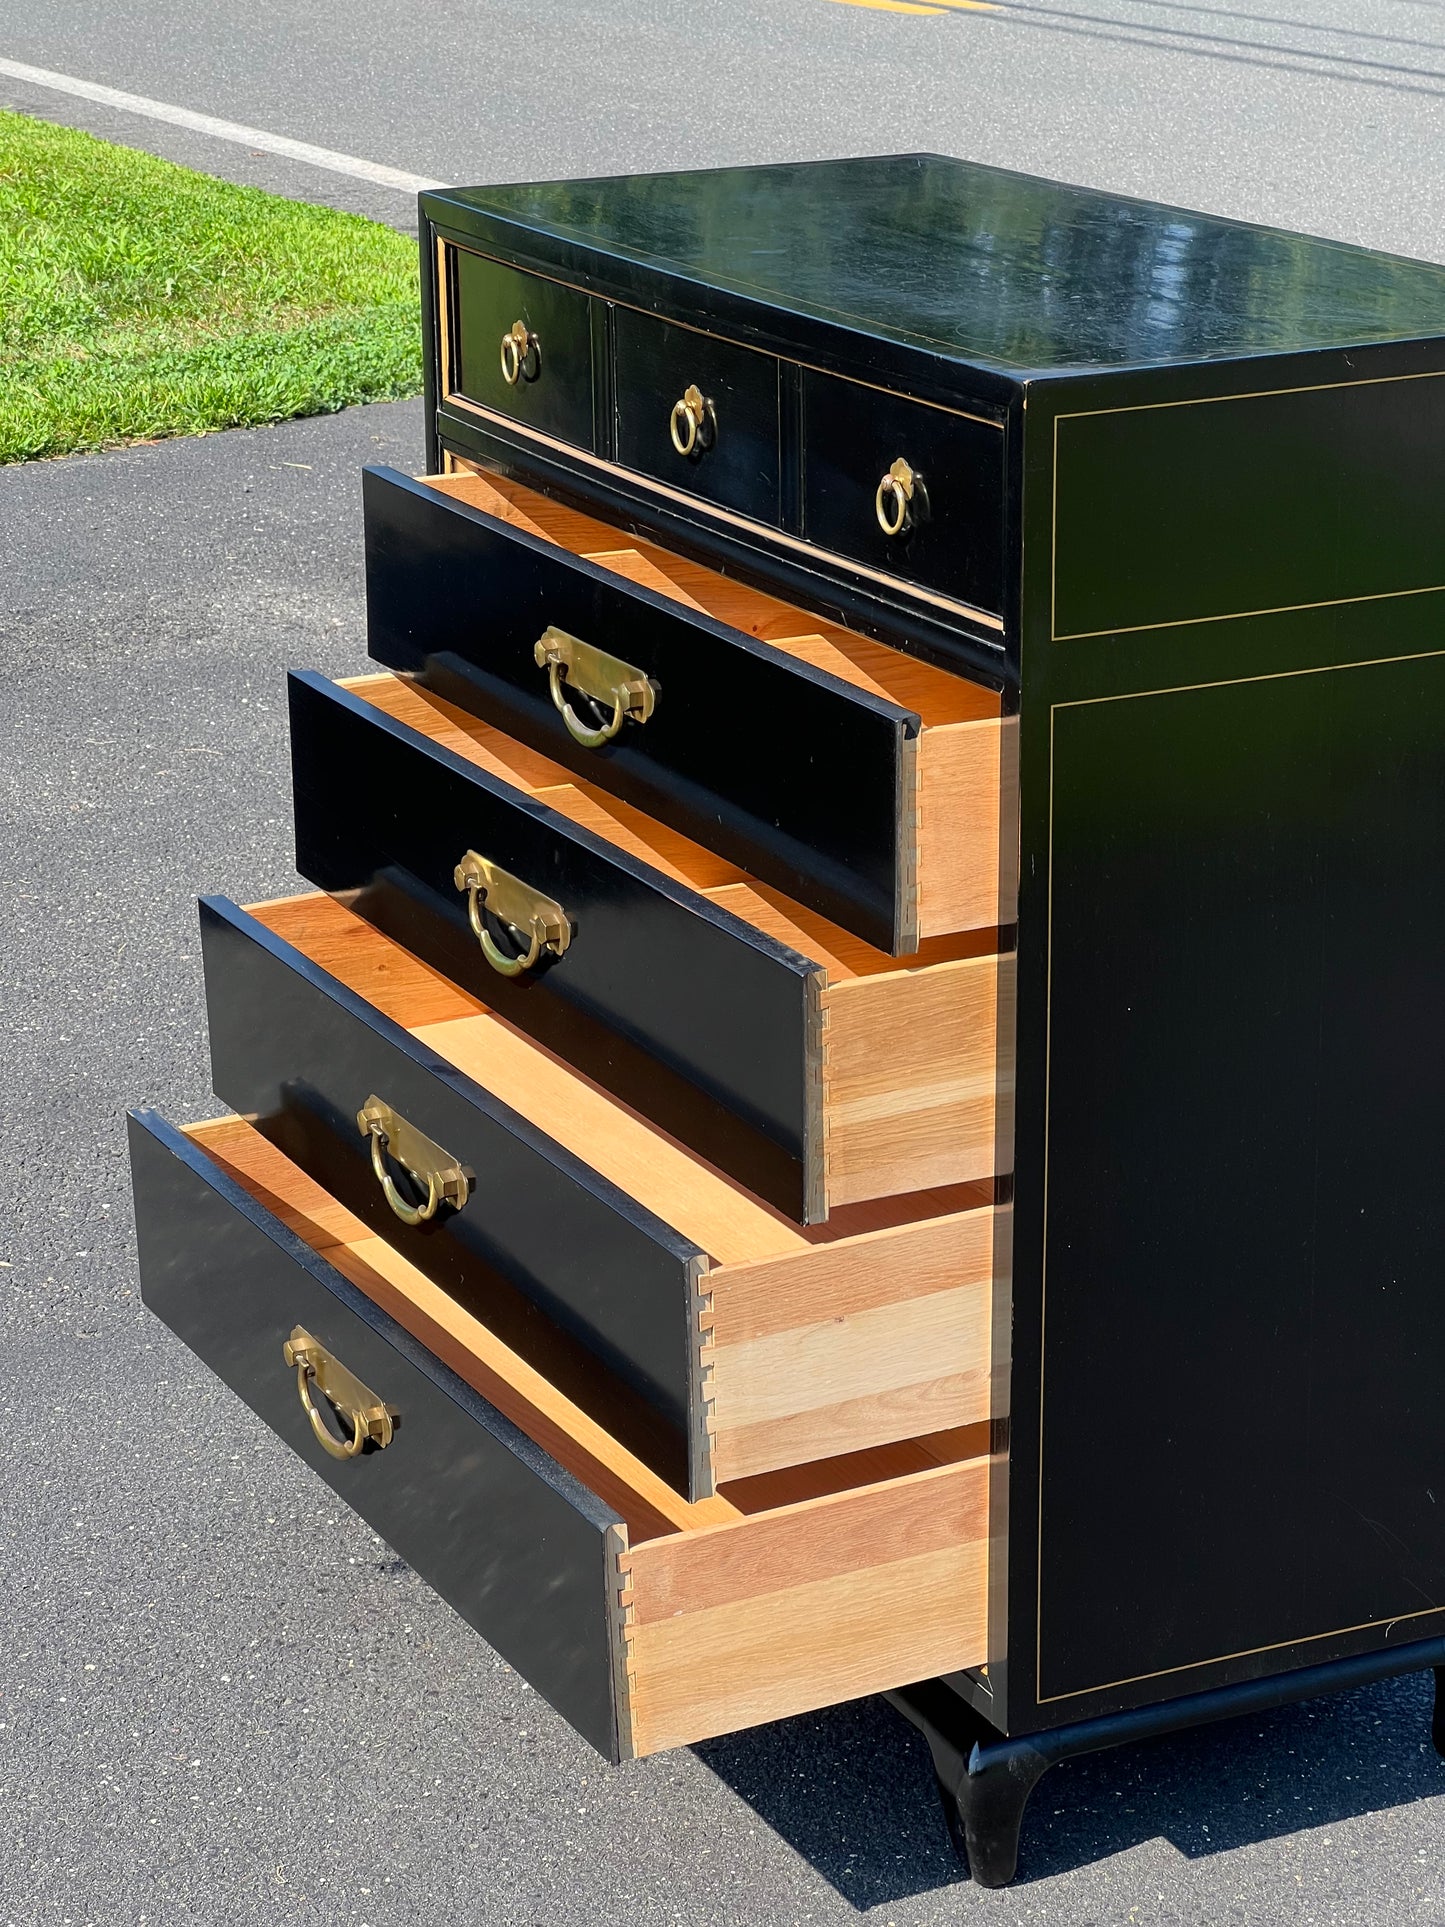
[
  {"left": 132, "top": 1110, "right": 991, "bottom": 1760},
  {"left": 213, "top": 890, "right": 1004, "bottom": 1493},
  {"left": 377, "top": 465, "right": 1017, "bottom": 951},
  {"left": 302, "top": 671, "right": 1011, "bottom": 1223}
]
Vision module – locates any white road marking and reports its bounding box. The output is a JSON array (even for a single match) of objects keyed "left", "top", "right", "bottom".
[{"left": 0, "top": 55, "right": 444, "bottom": 192}]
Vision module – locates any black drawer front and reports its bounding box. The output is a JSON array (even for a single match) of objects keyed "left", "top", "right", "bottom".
[
  {"left": 290, "top": 674, "right": 820, "bottom": 1219},
  {"left": 449, "top": 248, "right": 596, "bottom": 450},
  {"left": 363, "top": 466, "right": 914, "bottom": 955},
  {"left": 801, "top": 370, "right": 1006, "bottom": 617},
  {"left": 197, "top": 896, "right": 705, "bottom": 1495},
  {"left": 613, "top": 309, "right": 780, "bottom": 520},
  {"left": 127, "top": 1107, "right": 625, "bottom": 1759}
]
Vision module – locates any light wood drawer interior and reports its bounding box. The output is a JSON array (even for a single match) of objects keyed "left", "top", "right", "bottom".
[
  {"left": 429, "top": 466, "right": 1018, "bottom": 940},
  {"left": 248, "top": 889, "right": 1005, "bottom": 1484},
  {"left": 188, "top": 1114, "right": 991, "bottom": 1755},
  {"left": 347, "top": 673, "right": 1014, "bottom": 1215}
]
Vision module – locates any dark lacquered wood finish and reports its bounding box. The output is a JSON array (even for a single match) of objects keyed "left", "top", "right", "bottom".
[
  {"left": 996, "top": 335, "right": 1445, "bottom": 1738},
  {"left": 449, "top": 246, "right": 598, "bottom": 450},
  {"left": 289, "top": 671, "right": 823, "bottom": 1217},
  {"left": 421, "top": 154, "right": 1445, "bottom": 1746},
  {"left": 127, "top": 1107, "right": 627, "bottom": 1758},
  {"left": 424, "top": 155, "right": 1445, "bottom": 675},
  {"left": 362, "top": 464, "right": 917, "bottom": 952},
  {"left": 197, "top": 895, "right": 706, "bottom": 1495},
  {"left": 613, "top": 309, "right": 780, "bottom": 519},
  {"left": 120, "top": 154, "right": 1445, "bottom": 1795},
  {"left": 800, "top": 372, "right": 1004, "bottom": 617}
]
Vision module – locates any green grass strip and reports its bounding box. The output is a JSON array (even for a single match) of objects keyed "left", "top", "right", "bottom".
[{"left": 0, "top": 109, "right": 422, "bottom": 463}]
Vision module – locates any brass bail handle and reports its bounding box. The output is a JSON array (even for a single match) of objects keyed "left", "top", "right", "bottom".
[
  {"left": 670, "top": 383, "right": 710, "bottom": 457},
  {"left": 282, "top": 1326, "right": 399, "bottom": 1461},
  {"left": 500, "top": 319, "right": 536, "bottom": 386},
  {"left": 533, "top": 625, "right": 657, "bottom": 750},
  {"left": 453, "top": 850, "right": 572, "bottom": 978},
  {"left": 356, "top": 1098, "right": 471, "bottom": 1227},
  {"left": 875, "top": 457, "right": 916, "bottom": 537}
]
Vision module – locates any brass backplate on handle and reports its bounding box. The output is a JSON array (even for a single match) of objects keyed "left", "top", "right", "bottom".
[
  {"left": 356, "top": 1097, "right": 471, "bottom": 1220},
  {"left": 283, "top": 1325, "right": 399, "bottom": 1457},
  {"left": 454, "top": 850, "right": 572, "bottom": 973},
  {"left": 534, "top": 626, "right": 656, "bottom": 739}
]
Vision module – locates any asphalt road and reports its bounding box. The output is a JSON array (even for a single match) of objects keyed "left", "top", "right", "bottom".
[
  {"left": 1, "top": 4, "right": 1444, "bottom": 1922},
  {"left": 0, "top": 0, "right": 1443, "bottom": 262}
]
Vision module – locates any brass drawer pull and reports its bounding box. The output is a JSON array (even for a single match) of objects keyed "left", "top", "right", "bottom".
[
  {"left": 500, "top": 319, "right": 537, "bottom": 385},
  {"left": 283, "top": 1325, "right": 399, "bottom": 1460},
  {"left": 875, "top": 456, "right": 916, "bottom": 537},
  {"left": 356, "top": 1097, "right": 471, "bottom": 1226},
  {"left": 454, "top": 850, "right": 572, "bottom": 977},
  {"left": 534, "top": 625, "right": 657, "bottom": 749},
  {"left": 669, "top": 382, "right": 712, "bottom": 457}
]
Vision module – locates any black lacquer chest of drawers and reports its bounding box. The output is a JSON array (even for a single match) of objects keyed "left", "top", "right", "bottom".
[{"left": 128, "top": 154, "right": 1445, "bottom": 1884}]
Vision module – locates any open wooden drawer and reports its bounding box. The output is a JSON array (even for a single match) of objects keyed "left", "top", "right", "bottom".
[
  {"left": 200, "top": 892, "right": 1005, "bottom": 1496},
  {"left": 292, "top": 669, "right": 1012, "bottom": 1223},
  {"left": 363, "top": 463, "right": 1016, "bottom": 956},
  {"left": 128, "top": 1107, "right": 991, "bottom": 1761}
]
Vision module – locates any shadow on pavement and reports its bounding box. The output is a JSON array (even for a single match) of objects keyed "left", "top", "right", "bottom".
[{"left": 694, "top": 1668, "right": 1445, "bottom": 1905}]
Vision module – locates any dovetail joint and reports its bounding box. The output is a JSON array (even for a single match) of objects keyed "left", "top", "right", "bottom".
[{"left": 607, "top": 1524, "right": 639, "bottom": 1761}]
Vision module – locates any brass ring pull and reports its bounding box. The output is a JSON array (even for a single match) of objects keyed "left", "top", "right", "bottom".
[
  {"left": 283, "top": 1326, "right": 398, "bottom": 1461},
  {"left": 356, "top": 1098, "right": 471, "bottom": 1226},
  {"left": 500, "top": 319, "right": 535, "bottom": 386},
  {"left": 454, "top": 850, "right": 572, "bottom": 978},
  {"left": 369, "top": 1127, "right": 441, "bottom": 1224},
  {"left": 875, "top": 457, "right": 916, "bottom": 537},
  {"left": 533, "top": 625, "right": 657, "bottom": 751},
  {"left": 670, "top": 383, "right": 708, "bottom": 457},
  {"left": 547, "top": 658, "right": 624, "bottom": 746},
  {"left": 472, "top": 894, "right": 542, "bottom": 975}
]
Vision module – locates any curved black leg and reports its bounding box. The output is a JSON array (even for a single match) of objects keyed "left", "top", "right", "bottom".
[
  {"left": 1432, "top": 1668, "right": 1445, "bottom": 1759},
  {"left": 889, "top": 1681, "right": 1050, "bottom": 1886},
  {"left": 942, "top": 1737, "right": 1052, "bottom": 1887}
]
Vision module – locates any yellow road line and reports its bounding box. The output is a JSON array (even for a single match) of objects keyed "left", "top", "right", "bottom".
[
  {"left": 829, "top": 0, "right": 948, "bottom": 11},
  {"left": 828, "top": 0, "right": 997, "bottom": 13}
]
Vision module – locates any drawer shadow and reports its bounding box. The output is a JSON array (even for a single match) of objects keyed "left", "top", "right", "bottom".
[{"left": 693, "top": 1671, "right": 1443, "bottom": 1899}]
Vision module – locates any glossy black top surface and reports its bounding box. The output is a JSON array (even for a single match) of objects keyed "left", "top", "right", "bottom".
[{"left": 428, "top": 154, "right": 1445, "bottom": 376}]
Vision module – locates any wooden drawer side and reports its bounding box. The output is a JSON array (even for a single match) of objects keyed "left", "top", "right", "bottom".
[
  {"left": 623, "top": 1459, "right": 990, "bottom": 1755},
  {"left": 143, "top": 1113, "right": 995, "bottom": 1759},
  {"left": 822, "top": 952, "right": 1010, "bottom": 1207},
  {"left": 244, "top": 890, "right": 1011, "bottom": 1481},
  {"left": 705, "top": 1206, "right": 1003, "bottom": 1483}
]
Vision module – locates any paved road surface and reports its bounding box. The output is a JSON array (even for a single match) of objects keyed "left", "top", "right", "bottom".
[
  {"left": 0, "top": 0, "right": 1442, "bottom": 260},
  {"left": 2, "top": 4, "right": 1444, "bottom": 1922}
]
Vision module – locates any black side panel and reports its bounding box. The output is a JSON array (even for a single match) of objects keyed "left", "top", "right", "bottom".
[
  {"left": 362, "top": 465, "right": 912, "bottom": 953},
  {"left": 127, "top": 1108, "right": 623, "bottom": 1759},
  {"left": 1038, "top": 654, "right": 1445, "bottom": 1703},
  {"left": 289, "top": 673, "right": 818, "bottom": 1218},
  {"left": 197, "top": 896, "right": 702, "bottom": 1495},
  {"left": 1052, "top": 375, "right": 1445, "bottom": 640}
]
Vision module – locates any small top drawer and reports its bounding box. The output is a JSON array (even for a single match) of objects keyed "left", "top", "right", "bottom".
[
  {"left": 447, "top": 248, "right": 597, "bottom": 450},
  {"left": 613, "top": 309, "right": 780, "bottom": 521},
  {"left": 801, "top": 370, "right": 1006, "bottom": 618}
]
